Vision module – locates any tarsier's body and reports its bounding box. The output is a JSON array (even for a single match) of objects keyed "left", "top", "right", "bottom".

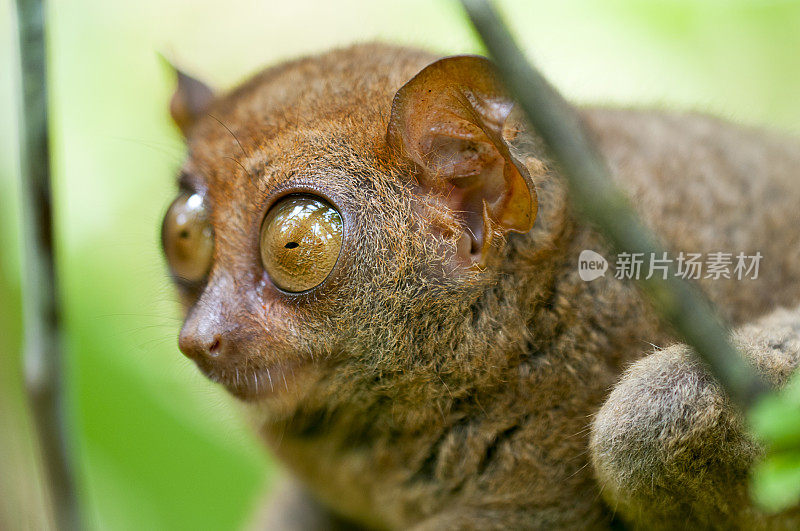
[{"left": 163, "top": 44, "right": 800, "bottom": 529}]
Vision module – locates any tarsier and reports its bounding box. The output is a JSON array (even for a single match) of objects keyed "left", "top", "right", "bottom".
[{"left": 161, "top": 44, "right": 800, "bottom": 529}]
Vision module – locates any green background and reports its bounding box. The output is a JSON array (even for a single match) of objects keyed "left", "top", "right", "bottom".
[{"left": 1, "top": 0, "right": 799, "bottom": 529}]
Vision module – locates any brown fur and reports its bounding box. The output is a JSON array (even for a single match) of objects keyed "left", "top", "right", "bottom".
[
  {"left": 591, "top": 306, "right": 800, "bottom": 529},
  {"left": 166, "top": 43, "right": 800, "bottom": 529}
]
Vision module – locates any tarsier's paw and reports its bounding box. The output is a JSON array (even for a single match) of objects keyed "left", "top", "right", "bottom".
[{"left": 590, "top": 305, "right": 800, "bottom": 530}]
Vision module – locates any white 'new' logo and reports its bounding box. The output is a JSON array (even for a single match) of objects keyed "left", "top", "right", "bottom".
[{"left": 578, "top": 250, "right": 608, "bottom": 281}]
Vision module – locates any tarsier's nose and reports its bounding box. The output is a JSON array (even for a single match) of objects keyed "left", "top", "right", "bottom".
[{"left": 178, "top": 322, "right": 226, "bottom": 362}]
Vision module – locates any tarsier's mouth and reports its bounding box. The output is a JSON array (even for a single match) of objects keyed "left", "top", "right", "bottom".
[{"left": 192, "top": 357, "right": 311, "bottom": 402}]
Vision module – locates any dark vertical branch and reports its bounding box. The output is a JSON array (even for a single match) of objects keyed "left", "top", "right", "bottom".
[
  {"left": 15, "top": 0, "right": 80, "bottom": 528},
  {"left": 460, "top": 0, "right": 768, "bottom": 409}
]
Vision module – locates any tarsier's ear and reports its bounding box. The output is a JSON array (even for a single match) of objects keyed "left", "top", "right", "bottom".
[
  {"left": 167, "top": 63, "right": 214, "bottom": 137},
  {"left": 387, "top": 55, "right": 538, "bottom": 268}
]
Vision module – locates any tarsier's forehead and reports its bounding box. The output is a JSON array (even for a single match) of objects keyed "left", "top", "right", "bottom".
[
  {"left": 184, "top": 44, "right": 436, "bottom": 186},
  {"left": 182, "top": 126, "right": 391, "bottom": 212}
]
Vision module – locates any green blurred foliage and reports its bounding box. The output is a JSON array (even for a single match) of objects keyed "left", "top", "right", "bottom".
[
  {"left": 1, "top": 0, "right": 799, "bottom": 529},
  {"left": 751, "top": 373, "right": 800, "bottom": 512}
]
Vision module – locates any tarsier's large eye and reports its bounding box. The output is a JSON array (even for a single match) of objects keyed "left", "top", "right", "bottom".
[
  {"left": 260, "top": 195, "right": 343, "bottom": 293},
  {"left": 162, "top": 192, "right": 214, "bottom": 283}
]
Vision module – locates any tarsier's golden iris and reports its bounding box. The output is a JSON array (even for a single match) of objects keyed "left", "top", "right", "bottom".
[
  {"left": 162, "top": 192, "right": 214, "bottom": 283},
  {"left": 260, "top": 195, "right": 343, "bottom": 292},
  {"left": 162, "top": 193, "right": 343, "bottom": 293}
]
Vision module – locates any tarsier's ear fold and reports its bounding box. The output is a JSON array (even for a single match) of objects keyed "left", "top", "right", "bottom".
[
  {"left": 387, "top": 55, "right": 538, "bottom": 267},
  {"left": 167, "top": 63, "right": 214, "bottom": 137}
]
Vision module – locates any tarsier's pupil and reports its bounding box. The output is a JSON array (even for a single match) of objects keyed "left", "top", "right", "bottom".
[{"left": 260, "top": 194, "right": 343, "bottom": 293}]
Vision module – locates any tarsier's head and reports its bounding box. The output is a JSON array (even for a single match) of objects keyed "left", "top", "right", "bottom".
[{"left": 162, "top": 44, "right": 555, "bottom": 419}]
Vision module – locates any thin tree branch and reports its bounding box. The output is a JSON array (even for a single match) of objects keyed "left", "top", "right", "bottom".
[
  {"left": 461, "top": 0, "right": 768, "bottom": 408},
  {"left": 15, "top": 0, "right": 80, "bottom": 528}
]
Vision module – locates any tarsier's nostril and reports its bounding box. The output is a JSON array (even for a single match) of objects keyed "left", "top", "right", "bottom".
[{"left": 208, "top": 336, "right": 222, "bottom": 357}]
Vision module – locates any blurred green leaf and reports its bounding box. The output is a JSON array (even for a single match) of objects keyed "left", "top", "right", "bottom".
[{"left": 750, "top": 372, "right": 800, "bottom": 512}]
